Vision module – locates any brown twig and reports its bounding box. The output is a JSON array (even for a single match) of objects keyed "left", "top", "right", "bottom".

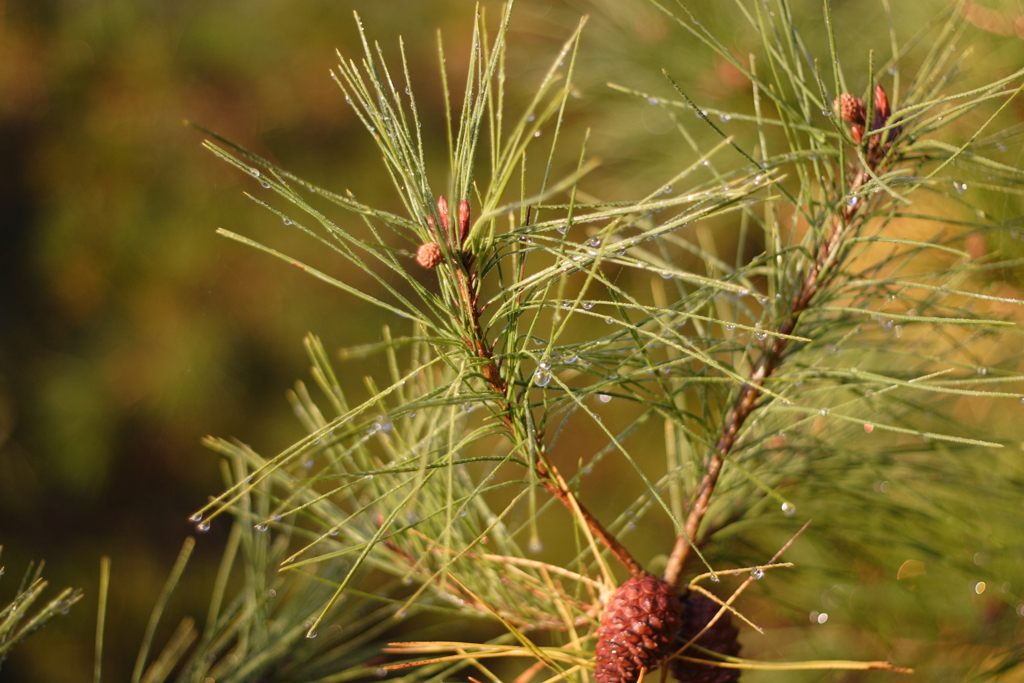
[
  {"left": 663, "top": 90, "right": 900, "bottom": 587},
  {"left": 444, "top": 197, "right": 645, "bottom": 579}
]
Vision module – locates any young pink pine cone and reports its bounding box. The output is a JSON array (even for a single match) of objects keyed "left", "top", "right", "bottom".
[{"left": 415, "top": 242, "right": 442, "bottom": 269}]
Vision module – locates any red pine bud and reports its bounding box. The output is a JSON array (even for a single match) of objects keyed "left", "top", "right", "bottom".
[
  {"left": 458, "top": 199, "right": 471, "bottom": 245},
  {"left": 873, "top": 84, "right": 890, "bottom": 121},
  {"left": 437, "top": 195, "right": 450, "bottom": 234}
]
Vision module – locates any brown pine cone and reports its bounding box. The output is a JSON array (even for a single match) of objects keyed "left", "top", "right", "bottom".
[
  {"left": 669, "top": 593, "right": 741, "bottom": 683},
  {"left": 594, "top": 574, "right": 684, "bottom": 683}
]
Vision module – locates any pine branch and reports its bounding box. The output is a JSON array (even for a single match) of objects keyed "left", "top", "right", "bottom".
[
  {"left": 664, "top": 86, "right": 906, "bottom": 585},
  {"left": 180, "top": 2, "right": 1024, "bottom": 681}
]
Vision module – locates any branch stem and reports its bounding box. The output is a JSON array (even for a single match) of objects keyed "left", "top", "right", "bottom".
[
  {"left": 663, "top": 161, "right": 880, "bottom": 587},
  {"left": 455, "top": 252, "right": 645, "bottom": 578}
]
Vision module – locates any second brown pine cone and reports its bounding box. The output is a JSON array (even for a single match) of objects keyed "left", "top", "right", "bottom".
[
  {"left": 594, "top": 574, "right": 684, "bottom": 683},
  {"left": 669, "top": 593, "right": 741, "bottom": 683}
]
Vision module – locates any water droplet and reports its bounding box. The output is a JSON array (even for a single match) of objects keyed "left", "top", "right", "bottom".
[
  {"left": 756, "top": 331, "right": 768, "bottom": 341},
  {"left": 588, "top": 237, "right": 601, "bottom": 248},
  {"left": 605, "top": 317, "right": 614, "bottom": 324},
  {"left": 534, "top": 131, "right": 542, "bottom": 138},
  {"left": 816, "top": 612, "right": 829, "bottom": 624},
  {"left": 375, "top": 667, "right": 389, "bottom": 678},
  {"left": 661, "top": 271, "right": 672, "bottom": 279},
  {"left": 307, "top": 627, "right": 318, "bottom": 638},
  {"left": 863, "top": 423, "right": 874, "bottom": 433},
  {"left": 1019, "top": 397, "right": 1024, "bottom": 405},
  {"left": 702, "top": 160, "right": 710, "bottom": 166},
  {"left": 260, "top": 181, "right": 270, "bottom": 189},
  {"left": 189, "top": 512, "right": 203, "bottom": 523},
  {"left": 647, "top": 97, "right": 659, "bottom": 105},
  {"left": 302, "top": 459, "right": 314, "bottom": 469},
  {"left": 519, "top": 235, "right": 533, "bottom": 243},
  {"left": 709, "top": 573, "right": 720, "bottom": 583},
  {"left": 461, "top": 403, "right": 473, "bottom": 412},
  {"left": 819, "top": 408, "right": 829, "bottom": 417},
  {"left": 974, "top": 552, "right": 987, "bottom": 566},
  {"left": 533, "top": 370, "right": 551, "bottom": 387},
  {"left": 725, "top": 324, "right": 735, "bottom": 332},
  {"left": 539, "top": 356, "right": 552, "bottom": 370},
  {"left": 528, "top": 539, "right": 544, "bottom": 553},
  {"left": 751, "top": 567, "right": 764, "bottom": 580},
  {"left": 375, "top": 416, "right": 392, "bottom": 433},
  {"left": 197, "top": 520, "right": 211, "bottom": 532},
  {"left": 283, "top": 218, "right": 292, "bottom": 225},
  {"left": 563, "top": 352, "right": 579, "bottom": 363},
  {"left": 526, "top": 114, "right": 536, "bottom": 123},
  {"left": 953, "top": 180, "right": 967, "bottom": 194},
  {"left": 846, "top": 196, "right": 858, "bottom": 206},
  {"left": 977, "top": 367, "right": 987, "bottom": 376},
  {"left": 756, "top": 295, "right": 768, "bottom": 305},
  {"left": 719, "top": 114, "right": 732, "bottom": 122},
  {"left": 557, "top": 224, "right": 568, "bottom": 234},
  {"left": 781, "top": 502, "right": 795, "bottom": 516},
  {"left": 268, "top": 589, "right": 277, "bottom": 597},
  {"left": 597, "top": 393, "right": 612, "bottom": 403},
  {"left": 255, "top": 522, "right": 269, "bottom": 532},
  {"left": 250, "top": 169, "right": 261, "bottom": 177},
  {"left": 822, "top": 108, "right": 833, "bottom": 117},
  {"left": 582, "top": 301, "right": 595, "bottom": 310}
]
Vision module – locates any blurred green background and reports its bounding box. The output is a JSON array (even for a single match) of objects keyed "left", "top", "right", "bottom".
[{"left": 1, "top": 0, "right": 1022, "bottom": 681}]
